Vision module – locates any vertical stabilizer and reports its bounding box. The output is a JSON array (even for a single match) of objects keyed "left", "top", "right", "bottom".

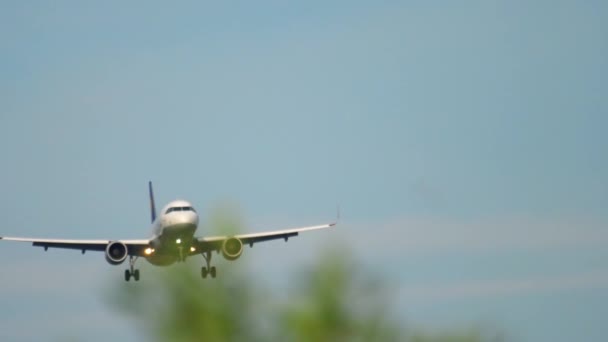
[{"left": 149, "top": 181, "right": 157, "bottom": 223}]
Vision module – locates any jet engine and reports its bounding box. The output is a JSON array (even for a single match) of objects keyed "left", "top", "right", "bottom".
[
  {"left": 221, "top": 237, "right": 243, "bottom": 261},
  {"left": 105, "top": 241, "right": 129, "bottom": 265}
]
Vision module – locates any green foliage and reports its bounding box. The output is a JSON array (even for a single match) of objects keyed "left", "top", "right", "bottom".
[
  {"left": 105, "top": 208, "right": 500, "bottom": 341},
  {"left": 109, "top": 264, "right": 259, "bottom": 342},
  {"left": 277, "top": 251, "right": 402, "bottom": 342},
  {"left": 107, "top": 252, "right": 498, "bottom": 342}
]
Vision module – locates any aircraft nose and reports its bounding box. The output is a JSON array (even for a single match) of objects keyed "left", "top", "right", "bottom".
[
  {"left": 191, "top": 212, "right": 199, "bottom": 225},
  {"left": 168, "top": 211, "right": 199, "bottom": 226},
  {"left": 182, "top": 211, "right": 198, "bottom": 225}
]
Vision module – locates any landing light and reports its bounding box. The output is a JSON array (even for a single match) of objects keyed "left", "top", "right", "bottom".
[
  {"left": 190, "top": 247, "right": 196, "bottom": 252},
  {"left": 144, "top": 248, "right": 154, "bottom": 255},
  {"left": 176, "top": 238, "right": 182, "bottom": 244}
]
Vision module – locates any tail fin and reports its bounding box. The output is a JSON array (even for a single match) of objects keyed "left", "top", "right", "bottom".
[{"left": 149, "top": 181, "right": 157, "bottom": 223}]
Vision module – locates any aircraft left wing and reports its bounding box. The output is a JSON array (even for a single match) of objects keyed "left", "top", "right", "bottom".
[
  {"left": 0, "top": 237, "right": 150, "bottom": 256},
  {"left": 192, "top": 222, "right": 336, "bottom": 253}
]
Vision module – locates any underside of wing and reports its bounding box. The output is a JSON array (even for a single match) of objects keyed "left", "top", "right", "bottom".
[
  {"left": 0, "top": 236, "right": 150, "bottom": 256},
  {"left": 192, "top": 222, "right": 336, "bottom": 254}
]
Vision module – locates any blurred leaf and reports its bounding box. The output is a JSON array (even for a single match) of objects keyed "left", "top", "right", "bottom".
[
  {"left": 277, "top": 248, "right": 403, "bottom": 341},
  {"left": 104, "top": 207, "right": 501, "bottom": 342}
]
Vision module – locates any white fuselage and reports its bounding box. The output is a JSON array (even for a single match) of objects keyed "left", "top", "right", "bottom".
[{"left": 146, "top": 200, "right": 199, "bottom": 265}]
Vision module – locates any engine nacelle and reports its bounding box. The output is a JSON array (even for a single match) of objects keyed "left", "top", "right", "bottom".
[
  {"left": 105, "top": 241, "right": 128, "bottom": 265},
  {"left": 221, "top": 237, "right": 244, "bottom": 261}
]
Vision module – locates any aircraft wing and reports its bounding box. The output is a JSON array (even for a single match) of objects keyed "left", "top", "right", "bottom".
[
  {"left": 0, "top": 237, "right": 150, "bottom": 256},
  {"left": 192, "top": 222, "right": 336, "bottom": 253}
]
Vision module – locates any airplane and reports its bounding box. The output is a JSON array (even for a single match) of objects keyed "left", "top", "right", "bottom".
[{"left": 0, "top": 182, "right": 337, "bottom": 281}]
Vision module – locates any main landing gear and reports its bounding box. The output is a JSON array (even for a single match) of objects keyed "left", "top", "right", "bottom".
[
  {"left": 201, "top": 250, "right": 216, "bottom": 279},
  {"left": 124, "top": 255, "right": 140, "bottom": 282}
]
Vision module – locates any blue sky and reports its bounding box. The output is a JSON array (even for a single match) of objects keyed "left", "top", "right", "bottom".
[{"left": 0, "top": 1, "right": 607, "bottom": 340}]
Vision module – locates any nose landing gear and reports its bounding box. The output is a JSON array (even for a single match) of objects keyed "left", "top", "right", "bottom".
[{"left": 178, "top": 245, "right": 185, "bottom": 262}]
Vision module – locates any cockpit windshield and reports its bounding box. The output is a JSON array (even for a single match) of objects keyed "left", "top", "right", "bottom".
[{"left": 165, "top": 206, "right": 197, "bottom": 214}]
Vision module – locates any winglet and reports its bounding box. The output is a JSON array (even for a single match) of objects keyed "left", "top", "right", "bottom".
[
  {"left": 149, "top": 181, "right": 157, "bottom": 223},
  {"left": 330, "top": 204, "right": 341, "bottom": 226},
  {"left": 337, "top": 204, "right": 341, "bottom": 222}
]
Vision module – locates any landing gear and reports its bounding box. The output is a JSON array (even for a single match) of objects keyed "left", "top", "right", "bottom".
[
  {"left": 201, "top": 251, "right": 217, "bottom": 279},
  {"left": 201, "top": 266, "right": 216, "bottom": 279},
  {"left": 125, "top": 255, "right": 140, "bottom": 282}
]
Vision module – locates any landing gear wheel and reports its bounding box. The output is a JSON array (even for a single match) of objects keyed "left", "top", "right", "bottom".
[
  {"left": 201, "top": 251, "right": 215, "bottom": 280},
  {"left": 124, "top": 255, "right": 140, "bottom": 282}
]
